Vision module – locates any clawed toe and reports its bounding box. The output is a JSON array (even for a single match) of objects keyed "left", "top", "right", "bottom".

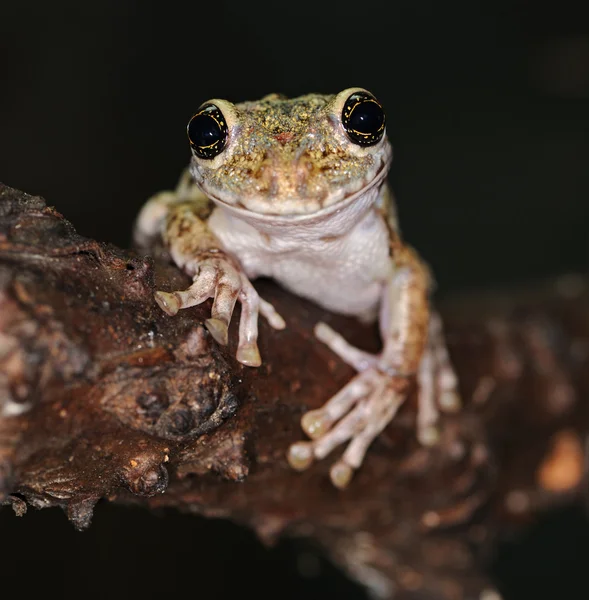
[
  {"left": 329, "top": 461, "right": 353, "bottom": 489},
  {"left": 236, "top": 344, "right": 262, "bottom": 367},
  {"left": 417, "top": 424, "right": 440, "bottom": 447},
  {"left": 287, "top": 441, "right": 314, "bottom": 471},
  {"left": 301, "top": 409, "right": 332, "bottom": 439},
  {"left": 439, "top": 390, "right": 461, "bottom": 413},
  {"left": 154, "top": 291, "right": 180, "bottom": 316},
  {"left": 204, "top": 317, "right": 229, "bottom": 345}
]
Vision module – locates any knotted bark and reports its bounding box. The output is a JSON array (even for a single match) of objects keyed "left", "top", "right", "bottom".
[{"left": 1, "top": 183, "right": 587, "bottom": 599}]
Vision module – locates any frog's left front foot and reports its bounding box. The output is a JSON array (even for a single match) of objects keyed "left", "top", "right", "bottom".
[
  {"left": 287, "top": 317, "right": 461, "bottom": 489},
  {"left": 288, "top": 365, "right": 409, "bottom": 488}
]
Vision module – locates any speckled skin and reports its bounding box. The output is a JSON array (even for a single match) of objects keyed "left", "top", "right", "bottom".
[
  {"left": 134, "top": 88, "right": 461, "bottom": 488},
  {"left": 191, "top": 92, "right": 391, "bottom": 215}
]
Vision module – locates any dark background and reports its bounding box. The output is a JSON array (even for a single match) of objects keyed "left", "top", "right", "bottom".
[{"left": 2, "top": 1, "right": 589, "bottom": 598}]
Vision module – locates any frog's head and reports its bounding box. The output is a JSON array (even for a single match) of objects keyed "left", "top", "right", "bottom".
[{"left": 187, "top": 88, "right": 392, "bottom": 217}]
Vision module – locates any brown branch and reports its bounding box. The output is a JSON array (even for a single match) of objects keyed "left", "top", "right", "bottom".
[{"left": 1, "top": 182, "right": 587, "bottom": 599}]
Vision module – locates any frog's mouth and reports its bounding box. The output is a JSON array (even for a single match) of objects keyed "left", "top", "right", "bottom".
[{"left": 192, "top": 148, "right": 392, "bottom": 223}]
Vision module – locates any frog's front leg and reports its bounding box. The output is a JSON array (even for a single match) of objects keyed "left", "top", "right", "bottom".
[
  {"left": 134, "top": 173, "right": 285, "bottom": 367},
  {"left": 287, "top": 247, "right": 461, "bottom": 488}
]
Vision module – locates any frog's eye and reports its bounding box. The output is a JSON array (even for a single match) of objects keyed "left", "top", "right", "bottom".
[
  {"left": 341, "top": 91, "right": 385, "bottom": 146},
  {"left": 187, "top": 104, "right": 228, "bottom": 159}
]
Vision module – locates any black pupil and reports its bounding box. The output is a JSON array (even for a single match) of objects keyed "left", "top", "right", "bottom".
[
  {"left": 188, "top": 112, "right": 222, "bottom": 147},
  {"left": 349, "top": 99, "right": 384, "bottom": 134}
]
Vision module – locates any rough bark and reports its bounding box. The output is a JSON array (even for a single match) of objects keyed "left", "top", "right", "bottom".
[{"left": 1, "top": 183, "right": 587, "bottom": 599}]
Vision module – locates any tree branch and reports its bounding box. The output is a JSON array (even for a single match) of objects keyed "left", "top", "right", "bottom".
[{"left": 1, "top": 183, "right": 586, "bottom": 599}]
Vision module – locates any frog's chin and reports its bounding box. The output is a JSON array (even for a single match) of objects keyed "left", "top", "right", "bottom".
[{"left": 199, "top": 160, "right": 390, "bottom": 224}]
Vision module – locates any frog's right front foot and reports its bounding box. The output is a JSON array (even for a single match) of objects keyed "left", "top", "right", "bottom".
[{"left": 155, "top": 255, "right": 285, "bottom": 367}]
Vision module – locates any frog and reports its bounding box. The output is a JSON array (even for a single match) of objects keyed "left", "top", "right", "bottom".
[{"left": 133, "top": 88, "right": 461, "bottom": 489}]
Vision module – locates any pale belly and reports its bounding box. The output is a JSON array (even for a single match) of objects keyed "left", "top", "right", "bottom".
[
  {"left": 208, "top": 206, "right": 393, "bottom": 318},
  {"left": 261, "top": 253, "right": 386, "bottom": 317}
]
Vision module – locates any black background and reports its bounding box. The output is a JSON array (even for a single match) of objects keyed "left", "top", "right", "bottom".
[{"left": 2, "top": 1, "right": 589, "bottom": 598}]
